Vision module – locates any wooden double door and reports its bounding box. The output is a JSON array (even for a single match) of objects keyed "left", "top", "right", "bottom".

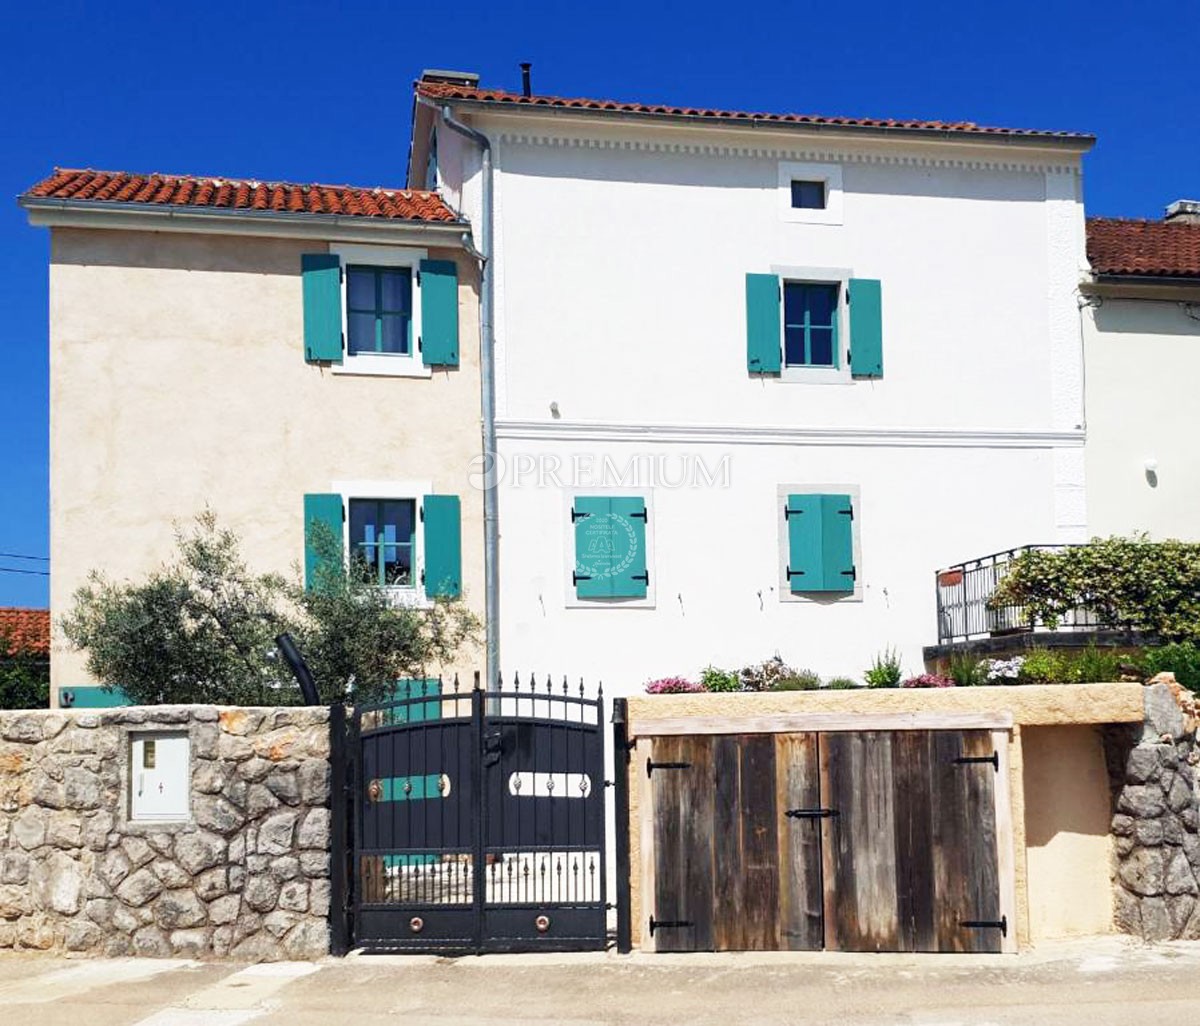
[{"left": 647, "top": 730, "right": 1006, "bottom": 953}]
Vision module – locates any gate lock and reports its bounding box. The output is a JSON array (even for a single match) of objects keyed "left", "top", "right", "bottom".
[
  {"left": 483, "top": 730, "right": 503, "bottom": 767},
  {"left": 367, "top": 779, "right": 383, "bottom": 803},
  {"left": 785, "top": 807, "right": 840, "bottom": 820}
]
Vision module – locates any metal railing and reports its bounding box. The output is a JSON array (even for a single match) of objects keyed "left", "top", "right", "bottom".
[{"left": 934, "top": 545, "right": 1113, "bottom": 645}]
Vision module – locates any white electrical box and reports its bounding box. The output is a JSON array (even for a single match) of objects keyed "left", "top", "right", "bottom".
[{"left": 130, "top": 732, "right": 191, "bottom": 822}]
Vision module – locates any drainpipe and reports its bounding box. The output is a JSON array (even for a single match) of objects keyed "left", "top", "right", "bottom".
[{"left": 417, "top": 95, "right": 499, "bottom": 690}]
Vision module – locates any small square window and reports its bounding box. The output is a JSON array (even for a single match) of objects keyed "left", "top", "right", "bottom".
[
  {"left": 790, "top": 180, "right": 826, "bottom": 210},
  {"left": 349, "top": 498, "right": 417, "bottom": 587}
]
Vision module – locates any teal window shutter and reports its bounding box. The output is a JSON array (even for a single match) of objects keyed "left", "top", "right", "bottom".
[
  {"left": 848, "top": 278, "right": 883, "bottom": 378},
  {"left": 302, "top": 254, "right": 343, "bottom": 364},
  {"left": 572, "top": 496, "right": 648, "bottom": 599},
  {"left": 422, "top": 494, "right": 462, "bottom": 598},
  {"left": 304, "top": 493, "right": 343, "bottom": 590},
  {"left": 419, "top": 259, "right": 460, "bottom": 367},
  {"left": 746, "top": 273, "right": 782, "bottom": 374},
  {"left": 786, "top": 493, "right": 855, "bottom": 593}
]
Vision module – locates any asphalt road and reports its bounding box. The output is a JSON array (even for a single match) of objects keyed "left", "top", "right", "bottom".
[{"left": 1, "top": 936, "right": 1197, "bottom": 1026}]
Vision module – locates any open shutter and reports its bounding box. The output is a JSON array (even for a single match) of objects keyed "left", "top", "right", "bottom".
[
  {"left": 304, "top": 493, "right": 343, "bottom": 590},
  {"left": 302, "top": 254, "right": 343, "bottom": 363},
  {"left": 746, "top": 273, "right": 782, "bottom": 374},
  {"left": 572, "top": 496, "right": 649, "bottom": 599},
  {"left": 848, "top": 278, "right": 883, "bottom": 378},
  {"left": 786, "top": 493, "right": 855, "bottom": 593},
  {"left": 421, "top": 494, "right": 462, "bottom": 598},
  {"left": 419, "top": 259, "right": 460, "bottom": 367}
]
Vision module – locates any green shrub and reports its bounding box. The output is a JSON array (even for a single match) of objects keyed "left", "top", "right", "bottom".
[
  {"left": 825, "top": 676, "right": 860, "bottom": 690},
  {"left": 947, "top": 652, "right": 987, "bottom": 687},
  {"left": 1018, "top": 649, "right": 1079, "bottom": 685},
  {"left": 864, "top": 648, "right": 903, "bottom": 689},
  {"left": 699, "top": 665, "right": 741, "bottom": 693},
  {"left": 771, "top": 668, "right": 822, "bottom": 691},
  {"left": 739, "top": 656, "right": 796, "bottom": 692},
  {"left": 0, "top": 632, "right": 49, "bottom": 710},
  {"left": 1072, "top": 644, "right": 1124, "bottom": 684},
  {"left": 990, "top": 536, "right": 1200, "bottom": 641},
  {"left": 1141, "top": 642, "right": 1200, "bottom": 693}
]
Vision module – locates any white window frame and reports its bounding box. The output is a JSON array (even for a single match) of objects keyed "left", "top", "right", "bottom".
[
  {"left": 330, "top": 243, "right": 431, "bottom": 379},
  {"left": 333, "top": 478, "right": 433, "bottom": 606},
  {"left": 562, "top": 487, "right": 657, "bottom": 609},
  {"left": 772, "top": 264, "right": 854, "bottom": 385},
  {"left": 776, "top": 483, "right": 864, "bottom": 603},
  {"left": 779, "top": 160, "right": 844, "bottom": 226}
]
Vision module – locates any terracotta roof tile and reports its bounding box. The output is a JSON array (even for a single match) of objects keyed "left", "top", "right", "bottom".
[
  {"left": 0, "top": 608, "right": 50, "bottom": 656},
  {"left": 23, "top": 169, "right": 460, "bottom": 223},
  {"left": 417, "top": 81, "right": 1091, "bottom": 141},
  {"left": 1087, "top": 218, "right": 1200, "bottom": 278}
]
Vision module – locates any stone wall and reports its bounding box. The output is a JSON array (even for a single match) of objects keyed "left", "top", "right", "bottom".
[
  {"left": 0, "top": 705, "right": 332, "bottom": 959},
  {"left": 1108, "top": 681, "right": 1200, "bottom": 940}
]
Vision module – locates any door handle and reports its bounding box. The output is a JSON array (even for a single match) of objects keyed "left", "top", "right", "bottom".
[{"left": 785, "top": 808, "right": 839, "bottom": 819}]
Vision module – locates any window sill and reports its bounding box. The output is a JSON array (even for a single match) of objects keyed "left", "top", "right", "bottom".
[
  {"left": 779, "top": 366, "right": 852, "bottom": 386},
  {"left": 332, "top": 355, "right": 431, "bottom": 379}
]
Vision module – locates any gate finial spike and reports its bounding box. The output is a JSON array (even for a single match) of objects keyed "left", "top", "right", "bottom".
[
  {"left": 511, "top": 670, "right": 519, "bottom": 691},
  {"left": 562, "top": 675, "right": 569, "bottom": 695},
  {"left": 545, "top": 673, "right": 552, "bottom": 694},
  {"left": 596, "top": 679, "right": 603, "bottom": 699},
  {"left": 452, "top": 672, "right": 460, "bottom": 693}
]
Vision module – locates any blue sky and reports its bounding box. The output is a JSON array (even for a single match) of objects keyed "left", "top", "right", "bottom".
[{"left": 0, "top": 0, "right": 1192, "bottom": 607}]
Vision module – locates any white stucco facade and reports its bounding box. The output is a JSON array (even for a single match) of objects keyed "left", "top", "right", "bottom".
[
  {"left": 1082, "top": 286, "right": 1200, "bottom": 539},
  {"left": 429, "top": 106, "right": 1091, "bottom": 693}
]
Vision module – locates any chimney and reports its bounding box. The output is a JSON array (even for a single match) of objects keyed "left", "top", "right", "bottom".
[
  {"left": 520, "top": 62, "right": 532, "bottom": 97},
  {"left": 1165, "top": 200, "right": 1200, "bottom": 225},
  {"left": 419, "top": 69, "right": 480, "bottom": 88}
]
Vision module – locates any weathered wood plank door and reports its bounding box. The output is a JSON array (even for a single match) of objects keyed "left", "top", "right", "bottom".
[
  {"left": 820, "top": 730, "right": 1003, "bottom": 953},
  {"left": 650, "top": 732, "right": 823, "bottom": 952}
]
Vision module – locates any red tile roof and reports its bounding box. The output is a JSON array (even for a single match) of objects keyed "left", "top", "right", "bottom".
[
  {"left": 23, "top": 169, "right": 460, "bottom": 223},
  {"left": 0, "top": 608, "right": 50, "bottom": 656},
  {"left": 417, "top": 80, "right": 1092, "bottom": 142},
  {"left": 1087, "top": 218, "right": 1200, "bottom": 279}
]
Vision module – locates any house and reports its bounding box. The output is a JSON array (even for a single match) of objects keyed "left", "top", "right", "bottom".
[
  {"left": 408, "top": 70, "right": 1095, "bottom": 690},
  {"left": 0, "top": 608, "right": 50, "bottom": 657},
  {"left": 1082, "top": 204, "right": 1200, "bottom": 540},
  {"left": 20, "top": 169, "right": 484, "bottom": 707}
]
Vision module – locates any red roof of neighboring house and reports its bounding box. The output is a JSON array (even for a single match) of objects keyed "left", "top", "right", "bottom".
[
  {"left": 23, "top": 169, "right": 460, "bottom": 223},
  {"left": 417, "top": 80, "right": 1092, "bottom": 142},
  {"left": 1087, "top": 218, "right": 1200, "bottom": 279},
  {"left": 0, "top": 608, "right": 50, "bottom": 655}
]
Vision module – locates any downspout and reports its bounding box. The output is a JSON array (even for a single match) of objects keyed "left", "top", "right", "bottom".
[{"left": 417, "top": 95, "right": 499, "bottom": 689}]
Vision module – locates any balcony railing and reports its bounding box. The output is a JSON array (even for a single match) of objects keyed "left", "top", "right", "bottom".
[{"left": 934, "top": 545, "right": 1114, "bottom": 646}]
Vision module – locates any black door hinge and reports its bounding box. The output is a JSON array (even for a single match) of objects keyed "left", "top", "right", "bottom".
[
  {"left": 632, "top": 572, "right": 649, "bottom": 586},
  {"left": 570, "top": 509, "right": 590, "bottom": 522},
  {"left": 784, "top": 505, "right": 804, "bottom": 519},
  {"left": 649, "top": 916, "right": 693, "bottom": 936},
  {"left": 572, "top": 571, "right": 592, "bottom": 585},
  {"left": 954, "top": 752, "right": 999, "bottom": 771},
  {"left": 630, "top": 509, "right": 648, "bottom": 522},
  {"left": 960, "top": 915, "right": 1007, "bottom": 937},
  {"left": 785, "top": 807, "right": 839, "bottom": 820},
  {"left": 646, "top": 758, "right": 690, "bottom": 776}
]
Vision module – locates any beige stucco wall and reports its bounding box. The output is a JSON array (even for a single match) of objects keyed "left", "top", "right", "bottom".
[
  {"left": 1084, "top": 296, "right": 1200, "bottom": 540},
  {"left": 1021, "top": 724, "right": 1115, "bottom": 941},
  {"left": 49, "top": 228, "right": 483, "bottom": 692}
]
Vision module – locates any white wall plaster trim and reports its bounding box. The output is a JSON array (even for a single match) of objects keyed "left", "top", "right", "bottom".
[{"left": 495, "top": 419, "right": 1085, "bottom": 449}]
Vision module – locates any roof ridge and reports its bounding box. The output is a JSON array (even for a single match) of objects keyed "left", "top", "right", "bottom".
[{"left": 43, "top": 167, "right": 439, "bottom": 198}]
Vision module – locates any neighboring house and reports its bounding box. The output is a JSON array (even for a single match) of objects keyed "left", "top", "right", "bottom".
[
  {"left": 0, "top": 608, "right": 50, "bottom": 656},
  {"left": 408, "top": 71, "right": 1094, "bottom": 689},
  {"left": 20, "top": 169, "right": 484, "bottom": 707},
  {"left": 1082, "top": 205, "right": 1200, "bottom": 540}
]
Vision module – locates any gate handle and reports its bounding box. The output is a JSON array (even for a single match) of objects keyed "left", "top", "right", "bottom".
[
  {"left": 785, "top": 808, "right": 839, "bottom": 820},
  {"left": 367, "top": 779, "right": 383, "bottom": 803}
]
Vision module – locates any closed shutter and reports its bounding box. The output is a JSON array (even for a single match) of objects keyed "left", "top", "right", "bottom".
[
  {"left": 302, "top": 254, "right": 343, "bottom": 363},
  {"left": 848, "top": 278, "right": 883, "bottom": 378},
  {"left": 419, "top": 259, "right": 460, "bottom": 367},
  {"left": 746, "top": 273, "right": 782, "bottom": 374},
  {"left": 304, "top": 493, "right": 344, "bottom": 590},
  {"left": 421, "top": 494, "right": 462, "bottom": 598},
  {"left": 572, "top": 496, "right": 649, "bottom": 599},
  {"left": 786, "top": 493, "right": 855, "bottom": 593}
]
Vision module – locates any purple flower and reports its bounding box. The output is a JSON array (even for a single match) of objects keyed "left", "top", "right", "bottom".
[
  {"left": 644, "top": 677, "right": 704, "bottom": 694},
  {"left": 900, "top": 674, "right": 956, "bottom": 689}
]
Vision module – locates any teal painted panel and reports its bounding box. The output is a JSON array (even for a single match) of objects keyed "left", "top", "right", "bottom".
[
  {"left": 849, "top": 278, "right": 883, "bottom": 378},
  {"left": 301, "top": 254, "right": 343, "bottom": 363},
  {"left": 58, "top": 685, "right": 130, "bottom": 708},
  {"left": 819, "top": 494, "right": 856, "bottom": 592},
  {"left": 785, "top": 494, "right": 823, "bottom": 593},
  {"left": 607, "top": 496, "right": 648, "bottom": 598},
  {"left": 572, "top": 496, "right": 647, "bottom": 599},
  {"left": 390, "top": 678, "right": 442, "bottom": 723},
  {"left": 746, "top": 273, "right": 782, "bottom": 374},
  {"left": 304, "top": 493, "right": 343, "bottom": 590},
  {"left": 422, "top": 495, "right": 461, "bottom": 598},
  {"left": 419, "top": 259, "right": 459, "bottom": 367},
  {"left": 378, "top": 774, "right": 447, "bottom": 802}
]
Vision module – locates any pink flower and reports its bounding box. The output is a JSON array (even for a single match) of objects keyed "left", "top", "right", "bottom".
[
  {"left": 900, "top": 674, "right": 956, "bottom": 689},
  {"left": 645, "top": 677, "right": 704, "bottom": 694}
]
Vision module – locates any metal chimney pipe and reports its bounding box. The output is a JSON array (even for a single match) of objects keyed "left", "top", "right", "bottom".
[{"left": 520, "top": 62, "right": 532, "bottom": 97}]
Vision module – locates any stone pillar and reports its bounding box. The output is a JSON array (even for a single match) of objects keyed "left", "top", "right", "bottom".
[{"left": 1109, "top": 680, "right": 1200, "bottom": 940}]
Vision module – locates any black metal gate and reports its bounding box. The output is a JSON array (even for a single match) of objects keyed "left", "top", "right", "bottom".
[{"left": 340, "top": 676, "right": 607, "bottom": 953}]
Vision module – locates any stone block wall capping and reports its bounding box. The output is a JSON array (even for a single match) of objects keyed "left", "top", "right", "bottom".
[{"left": 0, "top": 705, "right": 333, "bottom": 960}]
